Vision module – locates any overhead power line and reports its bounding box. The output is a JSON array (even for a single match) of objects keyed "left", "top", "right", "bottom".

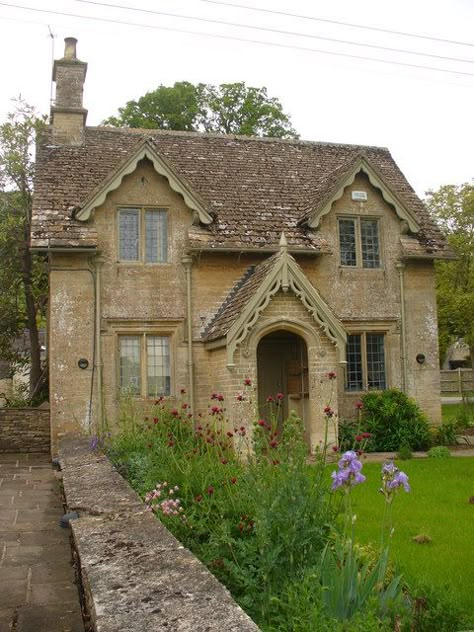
[
  {"left": 1, "top": 1, "right": 474, "bottom": 78},
  {"left": 72, "top": 0, "right": 474, "bottom": 66},
  {"left": 199, "top": 0, "right": 474, "bottom": 49}
]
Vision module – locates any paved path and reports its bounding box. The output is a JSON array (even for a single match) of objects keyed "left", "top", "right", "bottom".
[{"left": 0, "top": 453, "right": 84, "bottom": 632}]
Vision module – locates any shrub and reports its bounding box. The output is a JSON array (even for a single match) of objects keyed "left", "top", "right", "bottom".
[
  {"left": 361, "top": 389, "right": 431, "bottom": 451},
  {"left": 397, "top": 444, "right": 413, "bottom": 460},
  {"left": 406, "top": 581, "right": 474, "bottom": 631},
  {"left": 427, "top": 446, "right": 451, "bottom": 459},
  {"left": 433, "top": 421, "right": 459, "bottom": 446}
]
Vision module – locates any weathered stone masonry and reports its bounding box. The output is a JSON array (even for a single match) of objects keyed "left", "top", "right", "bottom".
[{"left": 0, "top": 408, "right": 50, "bottom": 453}]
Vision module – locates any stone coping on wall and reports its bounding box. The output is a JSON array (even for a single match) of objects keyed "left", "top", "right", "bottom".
[{"left": 59, "top": 435, "right": 260, "bottom": 632}]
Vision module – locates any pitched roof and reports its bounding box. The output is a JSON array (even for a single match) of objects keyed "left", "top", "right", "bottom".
[
  {"left": 204, "top": 255, "right": 277, "bottom": 341},
  {"left": 32, "top": 126, "right": 452, "bottom": 258}
]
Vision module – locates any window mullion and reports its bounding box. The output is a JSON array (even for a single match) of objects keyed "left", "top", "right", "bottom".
[
  {"left": 362, "top": 332, "right": 368, "bottom": 390},
  {"left": 141, "top": 333, "right": 147, "bottom": 397},
  {"left": 356, "top": 219, "right": 363, "bottom": 267}
]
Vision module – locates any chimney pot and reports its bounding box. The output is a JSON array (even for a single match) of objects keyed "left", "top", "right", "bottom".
[{"left": 64, "top": 37, "right": 78, "bottom": 60}]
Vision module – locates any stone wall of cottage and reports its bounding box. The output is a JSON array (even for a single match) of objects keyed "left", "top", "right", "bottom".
[{"left": 47, "top": 164, "right": 441, "bottom": 451}]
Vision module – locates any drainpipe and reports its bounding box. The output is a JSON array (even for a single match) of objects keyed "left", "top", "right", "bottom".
[
  {"left": 396, "top": 262, "right": 408, "bottom": 393},
  {"left": 182, "top": 256, "right": 195, "bottom": 414},
  {"left": 94, "top": 255, "right": 105, "bottom": 434}
]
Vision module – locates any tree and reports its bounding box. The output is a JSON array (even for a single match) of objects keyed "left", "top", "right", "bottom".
[
  {"left": 0, "top": 100, "right": 47, "bottom": 399},
  {"left": 425, "top": 183, "right": 474, "bottom": 367},
  {"left": 104, "top": 81, "right": 298, "bottom": 139}
]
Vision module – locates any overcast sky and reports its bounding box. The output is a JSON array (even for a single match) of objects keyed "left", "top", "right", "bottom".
[{"left": 1, "top": 0, "right": 473, "bottom": 197}]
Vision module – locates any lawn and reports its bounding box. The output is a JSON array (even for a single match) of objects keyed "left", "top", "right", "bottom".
[{"left": 350, "top": 457, "right": 474, "bottom": 614}]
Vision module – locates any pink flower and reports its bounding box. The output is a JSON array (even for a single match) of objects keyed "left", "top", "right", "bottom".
[
  {"left": 269, "top": 440, "right": 278, "bottom": 449},
  {"left": 276, "top": 393, "right": 284, "bottom": 400},
  {"left": 207, "top": 486, "right": 214, "bottom": 495},
  {"left": 210, "top": 405, "right": 222, "bottom": 415},
  {"left": 257, "top": 419, "right": 266, "bottom": 427},
  {"left": 362, "top": 432, "right": 372, "bottom": 438},
  {"left": 355, "top": 401, "right": 363, "bottom": 410},
  {"left": 266, "top": 395, "right": 273, "bottom": 403}
]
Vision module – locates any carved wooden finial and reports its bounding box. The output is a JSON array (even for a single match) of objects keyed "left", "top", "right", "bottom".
[{"left": 279, "top": 232, "right": 288, "bottom": 252}]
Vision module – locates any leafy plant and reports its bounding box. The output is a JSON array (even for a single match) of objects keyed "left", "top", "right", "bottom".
[
  {"left": 427, "top": 446, "right": 451, "bottom": 459},
  {"left": 397, "top": 444, "right": 413, "bottom": 460},
  {"left": 361, "top": 389, "right": 431, "bottom": 451}
]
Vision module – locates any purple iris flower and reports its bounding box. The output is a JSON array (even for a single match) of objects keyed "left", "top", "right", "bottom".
[{"left": 331, "top": 451, "right": 366, "bottom": 491}]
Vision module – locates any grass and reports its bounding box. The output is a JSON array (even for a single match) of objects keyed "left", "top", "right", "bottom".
[
  {"left": 350, "top": 457, "right": 474, "bottom": 614},
  {"left": 441, "top": 403, "right": 464, "bottom": 422}
]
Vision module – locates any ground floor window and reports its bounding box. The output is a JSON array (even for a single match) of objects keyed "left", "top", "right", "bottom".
[
  {"left": 346, "top": 332, "right": 386, "bottom": 391},
  {"left": 119, "top": 334, "right": 170, "bottom": 396}
]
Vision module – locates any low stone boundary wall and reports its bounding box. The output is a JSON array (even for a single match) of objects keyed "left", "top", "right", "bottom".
[
  {"left": 59, "top": 435, "right": 260, "bottom": 632},
  {"left": 0, "top": 407, "right": 50, "bottom": 453}
]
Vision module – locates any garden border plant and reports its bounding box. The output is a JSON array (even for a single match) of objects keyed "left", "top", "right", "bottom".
[{"left": 101, "top": 377, "right": 468, "bottom": 631}]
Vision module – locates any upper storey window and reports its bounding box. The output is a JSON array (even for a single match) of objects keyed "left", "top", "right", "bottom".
[
  {"left": 118, "top": 207, "right": 168, "bottom": 263},
  {"left": 338, "top": 217, "right": 380, "bottom": 268}
]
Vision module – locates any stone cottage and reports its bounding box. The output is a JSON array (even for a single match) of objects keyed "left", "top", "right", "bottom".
[{"left": 32, "top": 38, "right": 453, "bottom": 454}]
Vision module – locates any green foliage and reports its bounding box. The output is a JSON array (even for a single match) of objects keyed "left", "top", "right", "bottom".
[
  {"left": 427, "top": 446, "right": 451, "bottom": 459},
  {"left": 425, "top": 183, "right": 474, "bottom": 366},
  {"left": 0, "top": 99, "right": 48, "bottom": 398},
  {"left": 397, "top": 444, "right": 413, "bottom": 460},
  {"left": 406, "top": 581, "right": 474, "bottom": 631},
  {"left": 433, "top": 421, "right": 458, "bottom": 446},
  {"left": 104, "top": 81, "right": 298, "bottom": 138},
  {"left": 361, "top": 389, "right": 431, "bottom": 451}
]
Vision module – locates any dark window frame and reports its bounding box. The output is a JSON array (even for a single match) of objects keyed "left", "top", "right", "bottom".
[
  {"left": 345, "top": 332, "right": 387, "bottom": 392},
  {"left": 338, "top": 216, "right": 381, "bottom": 269},
  {"left": 117, "top": 206, "right": 168, "bottom": 264}
]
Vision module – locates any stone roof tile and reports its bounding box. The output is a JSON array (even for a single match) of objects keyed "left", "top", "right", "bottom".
[{"left": 32, "top": 126, "right": 452, "bottom": 258}]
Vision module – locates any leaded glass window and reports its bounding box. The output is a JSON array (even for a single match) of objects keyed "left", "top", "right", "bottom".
[
  {"left": 119, "top": 336, "right": 141, "bottom": 394},
  {"left": 361, "top": 219, "right": 380, "bottom": 268},
  {"left": 119, "top": 334, "right": 171, "bottom": 397},
  {"left": 118, "top": 207, "right": 168, "bottom": 263},
  {"left": 339, "top": 219, "right": 357, "bottom": 266},
  {"left": 147, "top": 336, "right": 170, "bottom": 396},
  {"left": 366, "top": 334, "right": 386, "bottom": 389},
  {"left": 119, "top": 209, "right": 139, "bottom": 261},
  {"left": 346, "top": 335, "right": 363, "bottom": 391},
  {"left": 345, "top": 332, "right": 386, "bottom": 391},
  {"left": 338, "top": 216, "right": 381, "bottom": 268}
]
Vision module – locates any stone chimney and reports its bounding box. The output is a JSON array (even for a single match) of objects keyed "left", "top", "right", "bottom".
[{"left": 51, "top": 37, "right": 88, "bottom": 145}]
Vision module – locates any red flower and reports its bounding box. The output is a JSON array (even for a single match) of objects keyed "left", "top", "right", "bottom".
[
  {"left": 207, "top": 486, "right": 214, "bottom": 495},
  {"left": 266, "top": 395, "right": 273, "bottom": 403},
  {"left": 269, "top": 440, "right": 278, "bottom": 448},
  {"left": 230, "top": 477, "right": 237, "bottom": 484},
  {"left": 153, "top": 417, "right": 159, "bottom": 424},
  {"left": 332, "top": 445, "right": 339, "bottom": 452},
  {"left": 276, "top": 392, "right": 284, "bottom": 400},
  {"left": 355, "top": 434, "right": 363, "bottom": 442},
  {"left": 221, "top": 458, "right": 228, "bottom": 465},
  {"left": 211, "top": 405, "right": 222, "bottom": 414},
  {"left": 195, "top": 494, "right": 203, "bottom": 503},
  {"left": 236, "top": 393, "right": 245, "bottom": 402},
  {"left": 257, "top": 419, "right": 266, "bottom": 427},
  {"left": 187, "top": 413, "right": 193, "bottom": 419},
  {"left": 327, "top": 371, "right": 337, "bottom": 380},
  {"left": 362, "top": 432, "right": 372, "bottom": 438},
  {"left": 170, "top": 408, "right": 179, "bottom": 417},
  {"left": 181, "top": 403, "right": 188, "bottom": 410},
  {"left": 244, "top": 378, "right": 252, "bottom": 386},
  {"left": 168, "top": 440, "right": 174, "bottom": 447},
  {"left": 226, "top": 431, "right": 234, "bottom": 438},
  {"left": 211, "top": 392, "right": 218, "bottom": 400},
  {"left": 324, "top": 406, "right": 334, "bottom": 417},
  {"left": 355, "top": 401, "right": 363, "bottom": 410},
  {"left": 196, "top": 424, "right": 203, "bottom": 431}
]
